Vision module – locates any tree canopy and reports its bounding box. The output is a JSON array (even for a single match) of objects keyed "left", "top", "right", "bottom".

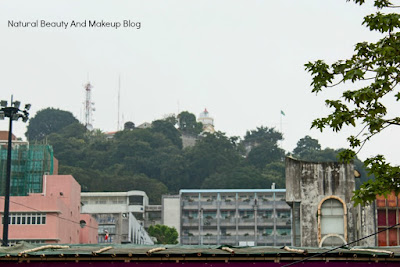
[
  {"left": 305, "top": 0, "right": 400, "bottom": 205},
  {"left": 26, "top": 108, "right": 81, "bottom": 141},
  {"left": 177, "top": 111, "right": 203, "bottom": 135},
  {"left": 147, "top": 224, "right": 178, "bottom": 244},
  {"left": 293, "top": 135, "right": 321, "bottom": 158},
  {"left": 243, "top": 126, "right": 283, "bottom": 146},
  {"left": 29, "top": 106, "right": 373, "bottom": 204}
]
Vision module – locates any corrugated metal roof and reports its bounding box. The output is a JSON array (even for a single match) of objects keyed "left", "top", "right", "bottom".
[{"left": 1, "top": 243, "right": 399, "bottom": 264}]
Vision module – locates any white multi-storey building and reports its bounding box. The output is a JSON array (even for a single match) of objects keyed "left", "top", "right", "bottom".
[
  {"left": 162, "top": 189, "right": 292, "bottom": 246},
  {"left": 81, "top": 191, "right": 154, "bottom": 245}
]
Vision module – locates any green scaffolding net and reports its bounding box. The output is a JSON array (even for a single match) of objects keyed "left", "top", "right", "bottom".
[{"left": 0, "top": 144, "right": 54, "bottom": 196}]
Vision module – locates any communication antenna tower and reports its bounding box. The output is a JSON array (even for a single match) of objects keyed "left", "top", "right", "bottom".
[{"left": 84, "top": 82, "right": 95, "bottom": 130}]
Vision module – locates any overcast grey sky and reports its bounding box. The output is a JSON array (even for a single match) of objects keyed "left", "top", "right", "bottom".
[{"left": 1, "top": 0, "right": 399, "bottom": 164}]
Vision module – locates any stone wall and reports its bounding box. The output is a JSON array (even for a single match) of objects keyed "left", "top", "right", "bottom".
[{"left": 285, "top": 157, "right": 375, "bottom": 247}]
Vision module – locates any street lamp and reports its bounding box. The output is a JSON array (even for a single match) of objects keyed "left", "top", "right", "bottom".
[{"left": 0, "top": 97, "right": 30, "bottom": 246}]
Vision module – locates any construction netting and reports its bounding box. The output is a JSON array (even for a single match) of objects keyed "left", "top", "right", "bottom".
[{"left": 0, "top": 144, "right": 54, "bottom": 196}]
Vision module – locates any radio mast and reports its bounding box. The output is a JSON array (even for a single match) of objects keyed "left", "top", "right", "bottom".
[
  {"left": 117, "top": 75, "right": 121, "bottom": 130},
  {"left": 84, "top": 82, "right": 95, "bottom": 130}
]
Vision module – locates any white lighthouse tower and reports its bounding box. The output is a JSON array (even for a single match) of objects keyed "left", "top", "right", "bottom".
[{"left": 198, "top": 108, "right": 215, "bottom": 133}]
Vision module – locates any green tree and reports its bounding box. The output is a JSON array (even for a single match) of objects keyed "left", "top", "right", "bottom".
[
  {"left": 247, "top": 141, "right": 285, "bottom": 169},
  {"left": 148, "top": 225, "right": 179, "bottom": 244},
  {"left": 151, "top": 119, "right": 182, "bottom": 149},
  {"left": 201, "top": 165, "right": 268, "bottom": 189},
  {"left": 156, "top": 148, "right": 189, "bottom": 193},
  {"left": 164, "top": 115, "right": 178, "bottom": 126},
  {"left": 26, "top": 108, "right": 80, "bottom": 141},
  {"left": 111, "top": 174, "right": 168, "bottom": 204},
  {"left": 293, "top": 135, "right": 321, "bottom": 158},
  {"left": 305, "top": 0, "right": 400, "bottom": 205},
  {"left": 262, "top": 162, "right": 286, "bottom": 189},
  {"left": 185, "top": 132, "right": 243, "bottom": 188},
  {"left": 177, "top": 111, "right": 203, "bottom": 135},
  {"left": 243, "top": 126, "right": 284, "bottom": 169},
  {"left": 243, "top": 126, "right": 283, "bottom": 145},
  {"left": 47, "top": 132, "right": 87, "bottom": 167}
]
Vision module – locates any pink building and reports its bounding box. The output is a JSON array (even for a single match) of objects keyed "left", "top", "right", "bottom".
[{"left": 0, "top": 175, "right": 98, "bottom": 244}]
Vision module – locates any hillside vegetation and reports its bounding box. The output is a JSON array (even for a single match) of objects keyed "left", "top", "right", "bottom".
[{"left": 26, "top": 108, "right": 371, "bottom": 204}]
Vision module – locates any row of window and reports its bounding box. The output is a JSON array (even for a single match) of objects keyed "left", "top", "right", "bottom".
[
  {"left": 184, "top": 195, "right": 286, "bottom": 202},
  {"left": 98, "top": 225, "right": 116, "bottom": 234},
  {"left": 2, "top": 213, "right": 46, "bottom": 225},
  {"left": 9, "top": 240, "right": 45, "bottom": 245},
  {"left": 81, "top": 200, "right": 129, "bottom": 205},
  {"left": 185, "top": 211, "right": 290, "bottom": 219}
]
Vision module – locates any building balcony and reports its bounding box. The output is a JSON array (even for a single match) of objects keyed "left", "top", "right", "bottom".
[
  {"left": 276, "top": 235, "right": 292, "bottom": 245},
  {"left": 201, "top": 236, "right": 218, "bottom": 245},
  {"left": 275, "top": 202, "right": 290, "bottom": 210},
  {"left": 200, "top": 200, "right": 217, "bottom": 206},
  {"left": 219, "top": 201, "right": 236, "bottom": 208},
  {"left": 181, "top": 234, "right": 291, "bottom": 246},
  {"left": 182, "top": 218, "right": 199, "bottom": 227},
  {"left": 182, "top": 201, "right": 199, "bottom": 210},
  {"left": 203, "top": 218, "right": 217, "bottom": 227},
  {"left": 219, "top": 236, "right": 237, "bottom": 245},
  {"left": 256, "top": 218, "right": 274, "bottom": 226},
  {"left": 181, "top": 236, "right": 200, "bottom": 245},
  {"left": 201, "top": 206, "right": 218, "bottom": 211},
  {"left": 276, "top": 218, "right": 291, "bottom": 226},
  {"left": 219, "top": 218, "right": 236, "bottom": 227},
  {"left": 256, "top": 236, "right": 274, "bottom": 243},
  {"left": 257, "top": 203, "right": 275, "bottom": 210},
  {"left": 238, "top": 202, "right": 256, "bottom": 210},
  {"left": 257, "top": 199, "right": 274, "bottom": 206},
  {"left": 238, "top": 218, "right": 256, "bottom": 226},
  {"left": 237, "top": 235, "right": 256, "bottom": 242},
  {"left": 145, "top": 205, "right": 161, "bottom": 211}
]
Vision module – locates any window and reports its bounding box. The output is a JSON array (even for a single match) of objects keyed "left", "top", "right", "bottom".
[
  {"left": 10, "top": 240, "right": 45, "bottom": 245},
  {"left": 321, "top": 199, "right": 344, "bottom": 235},
  {"left": 318, "top": 197, "right": 347, "bottom": 247},
  {"left": 129, "top": 196, "right": 143, "bottom": 205},
  {"left": 376, "top": 192, "right": 400, "bottom": 246},
  {"left": 98, "top": 225, "right": 116, "bottom": 234},
  {"left": 2, "top": 213, "right": 46, "bottom": 225}
]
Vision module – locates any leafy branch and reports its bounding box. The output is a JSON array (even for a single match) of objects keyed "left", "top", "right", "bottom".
[{"left": 306, "top": 0, "right": 400, "bottom": 205}]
